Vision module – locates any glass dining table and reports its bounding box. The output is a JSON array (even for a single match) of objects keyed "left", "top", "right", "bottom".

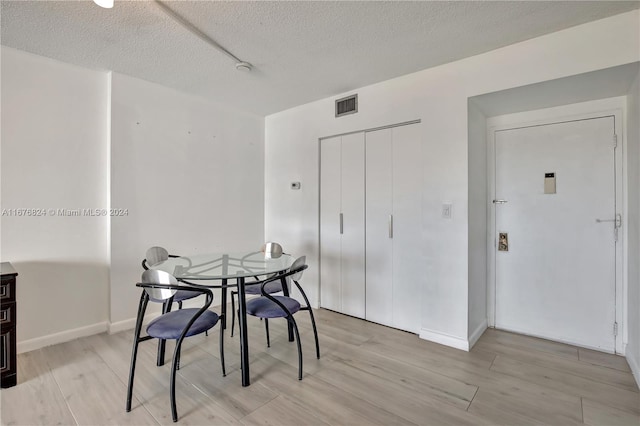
[{"left": 150, "top": 251, "right": 294, "bottom": 386}]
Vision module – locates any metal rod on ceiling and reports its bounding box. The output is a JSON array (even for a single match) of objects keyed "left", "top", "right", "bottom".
[{"left": 154, "top": 0, "right": 251, "bottom": 69}]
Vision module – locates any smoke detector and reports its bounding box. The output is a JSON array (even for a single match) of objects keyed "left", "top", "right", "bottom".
[{"left": 235, "top": 62, "right": 253, "bottom": 72}]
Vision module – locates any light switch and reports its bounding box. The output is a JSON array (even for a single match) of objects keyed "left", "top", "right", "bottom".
[{"left": 442, "top": 203, "right": 452, "bottom": 219}]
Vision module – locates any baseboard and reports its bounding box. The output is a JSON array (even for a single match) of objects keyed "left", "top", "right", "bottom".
[
  {"left": 419, "top": 327, "right": 470, "bottom": 351},
  {"left": 17, "top": 302, "right": 223, "bottom": 354},
  {"left": 469, "top": 319, "right": 488, "bottom": 349},
  {"left": 625, "top": 344, "right": 640, "bottom": 389},
  {"left": 17, "top": 321, "right": 108, "bottom": 354},
  {"left": 108, "top": 316, "right": 140, "bottom": 334},
  {"left": 107, "top": 313, "right": 158, "bottom": 334}
]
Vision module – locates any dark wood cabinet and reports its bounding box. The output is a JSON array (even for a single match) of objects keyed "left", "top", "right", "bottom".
[{"left": 1, "top": 262, "right": 17, "bottom": 388}]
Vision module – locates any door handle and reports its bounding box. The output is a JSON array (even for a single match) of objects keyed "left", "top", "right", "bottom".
[
  {"left": 595, "top": 214, "right": 621, "bottom": 228},
  {"left": 340, "top": 213, "right": 343, "bottom": 234},
  {"left": 388, "top": 214, "right": 393, "bottom": 238},
  {"left": 493, "top": 199, "right": 508, "bottom": 204}
]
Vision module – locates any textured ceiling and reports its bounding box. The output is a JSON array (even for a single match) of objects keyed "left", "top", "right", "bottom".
[{"left": 1, "top": 1, "right": 639, "bottom": 116}]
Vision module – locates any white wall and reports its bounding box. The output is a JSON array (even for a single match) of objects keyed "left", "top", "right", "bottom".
[
  {"left": 467, "top": 100, "right": 487, "bottom": 347},
  {"left": 0, "top": 49, "right": 266, "bottom": 347},
  {"left": 264, "top": 11, "right": 640, "bottom": 347},
  {"left": 109, "top": 73, "right": 265, "bottom": 327},
  {"left": 1, "top": 47, "right": 110, "bottom": 349},
  {"left": 626, "top": 70, "right": 640, "bottom": 385}
]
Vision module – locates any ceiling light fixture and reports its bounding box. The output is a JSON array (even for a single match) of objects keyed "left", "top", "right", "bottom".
[
  {"left": 93, "top": 0, "right": 114, "bottom": 9},
  {"left": 235, "top": 62, "right": 252, "bottom": 72},
  {"left": 155, "top": 1, "right": 253, "bottom": 72}
]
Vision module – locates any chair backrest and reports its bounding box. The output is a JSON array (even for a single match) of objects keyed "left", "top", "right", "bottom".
[
  {"left": 145, "top": 246, "right": 169, "bottom": 267},
  {"left": 261, "top": 242, "right": 283, "bottom": 259},
  {"left": 260, "top": 262, "right": 308, "bottom": 294},
  {"left": 141, "top": 269, "right": 179, "bottom": 302},
  {"left": 290, "top": 256, "right": 306, "bottom": 281}
]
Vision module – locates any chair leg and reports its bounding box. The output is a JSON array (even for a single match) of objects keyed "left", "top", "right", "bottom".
[
  {"left": 219, "top": 322, "right": 226, "bottom": 376},
  {"left": 289, "top": 317, "right": 303, "bottom": 380},
  {"left": 264, "top": 318, "right": 270, "bottom": 348},
  {"left": 126, "top": 339, "right": 140, "bottom": 412},
  {"left": 170, "top": 341, "right": 181, "bottom": 422},
  {"left": 294, "top": 280, "right": 320, "bottom": 359},
  {"left": 157, "top": 300, "right": 172, "bottom": 367},
  {"left": 230, "top": 291, "right": 236, "bottom": 337},
  {"left": 127, "top": 339, "right": 138, "bottom": 412},
  {"left": 127, "top": 293, "right": 148, "bottom": 412},
  {"left": 176, "top": 347, "right": 181, "bottom": 371},
  {"left": 307, "top": 308, "right": 320, "bottom": 359}
]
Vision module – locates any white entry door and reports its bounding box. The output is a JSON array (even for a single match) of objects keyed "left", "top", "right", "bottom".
[{"left": 494, "top": 116, "right": 617, "bottom": 352}]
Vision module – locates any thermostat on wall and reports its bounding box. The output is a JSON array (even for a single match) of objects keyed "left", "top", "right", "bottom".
[{"left": 291, "top": 182, "right": 301, "bottom": 190}]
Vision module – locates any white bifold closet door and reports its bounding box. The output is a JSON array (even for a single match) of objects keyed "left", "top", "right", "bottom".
[
  {"left": 320, "top": 133, "right": 366, "bottom": 318},
  {"left": 365, "top": 124, "right": 422, "bottom": 333}
]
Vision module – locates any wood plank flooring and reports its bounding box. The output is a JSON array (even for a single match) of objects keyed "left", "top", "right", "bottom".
[{"left": 2, "top": 308, "right": 638, "bottom": 425}]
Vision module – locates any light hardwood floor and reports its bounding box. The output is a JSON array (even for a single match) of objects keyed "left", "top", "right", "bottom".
[{"left": 2, "top": 308, "right": 639, "bottom": 425}]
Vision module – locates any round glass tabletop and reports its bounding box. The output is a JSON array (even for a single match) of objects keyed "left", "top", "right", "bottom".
[{"left": 150, "top": 251, "right": 293, "bottom": 281}]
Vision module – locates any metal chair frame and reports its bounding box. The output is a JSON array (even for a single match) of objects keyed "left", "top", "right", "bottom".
[
  {"left": 246, "top": 261, "right": 319, "bottom": 380},
  {"left": 230, "top": 242, "right": 285, "bottom": 337},
  {"left": 230, "top": 272, "right": 279, "bottom": 337},
  {"left": 126, "top": 273, "right": 225, "bottom": 422},
  {"left": 141, "top": 247, "right": 196, "bottom": 309},
  {"left": 142, "top": 246, "right": 207, "bottom": 366}
]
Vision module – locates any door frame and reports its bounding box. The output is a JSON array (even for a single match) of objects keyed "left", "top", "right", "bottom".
[{"left": 486, "top": 98, "right": 625, "bottom": 354}]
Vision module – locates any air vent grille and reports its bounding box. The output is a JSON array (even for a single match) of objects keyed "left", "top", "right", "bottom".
[{"left": 335, "top": 94, "right": 358, "bottom": 117}]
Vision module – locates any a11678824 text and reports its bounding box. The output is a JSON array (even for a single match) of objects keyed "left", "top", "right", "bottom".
[{"left": 1, "top": 208, "right": 129, "bottom": 217}]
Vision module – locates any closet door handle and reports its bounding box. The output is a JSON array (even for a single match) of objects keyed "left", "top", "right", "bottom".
[
  {"left": 388, "top": 214, "right": 393, "bottom": 238},
  {"left": 340, "top": 213, "right": 344, "bottom": 234}
]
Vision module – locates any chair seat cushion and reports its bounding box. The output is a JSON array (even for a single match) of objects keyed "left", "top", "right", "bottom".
[
  {"left": 246, "top": 296, "right": 301, "bottom": 318},
  {"left": 244, "top": 281, "right": 284, "bottom": 295},
  {"left": 147, "top": 308, "right": 219, "bottom": 340},
  {"left": 173, "top": 289, "right": 201, "bottom": 302}
]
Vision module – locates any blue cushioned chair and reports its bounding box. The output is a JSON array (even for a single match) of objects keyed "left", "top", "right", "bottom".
[
  {"left": 126, "top": 269, "right": 225, "bottom": 423},
  {"left": 245, "top": 256, "right": 319, "bottom": 380},
  {"left": 143, "top": 246, "right": 207, "bottom": 365},
  {"left": 230, "top": 242, "right": 285, "bottom": 337}
]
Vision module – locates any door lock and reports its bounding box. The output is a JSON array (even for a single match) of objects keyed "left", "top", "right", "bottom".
[
  {"left": 595, "top": 214, "right": 622, "bottom": 241},
  {"left": 493, "top": 199, "right": 508, "bottom": 204}
]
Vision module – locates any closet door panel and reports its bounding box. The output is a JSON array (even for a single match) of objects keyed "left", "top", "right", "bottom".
[
  {"left": 320, "top": 136, "right": 342, "bottom": 312},
  {"left": 365, "top": 129, "right": 393, "bottom": 326},
  {"left": 340, "top": 133, "right": 366, "bottom": 318},
  {"left": 391, "top": 124, "right": 422, "bottom": 333}
]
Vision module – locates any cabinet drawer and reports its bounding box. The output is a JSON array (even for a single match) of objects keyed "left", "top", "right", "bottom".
[
  {"left": 0, "top": 277, "right": 15, "bottom": 303},
  {"left": 0, "top": 302, "right": 15, "bottom": 327},
  {"left": 0, "top": 327, "right": 15, "bottom": 374}
]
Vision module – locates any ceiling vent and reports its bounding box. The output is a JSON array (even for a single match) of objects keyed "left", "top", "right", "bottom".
[{"left": 335, "top": 94, "right": 358, "bottom": 117}]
